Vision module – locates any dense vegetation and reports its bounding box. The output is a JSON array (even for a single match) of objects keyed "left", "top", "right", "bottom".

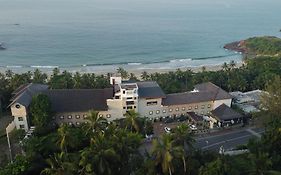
[
  {"left": 0, "top": 69, "right": 111, "bottom": 113},
  {"left": 0, "top": 77, "right": 281, "bottom": 175},
  {"left": 1, "top": 55, "right": 280, "bottom": 113},
  {"left": 245, "top": 36, "right": 281, "bottom": 56},
  {"left": 141, "top": 56, "right": 281, "bottom": 94}
]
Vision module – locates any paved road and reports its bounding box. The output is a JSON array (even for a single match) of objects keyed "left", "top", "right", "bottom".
[
  {"left": 141, "top": 127, "right": 264, "bottom": 153},
  {"left": 195, "top": 127, "right": 264, "bottom": 152}
]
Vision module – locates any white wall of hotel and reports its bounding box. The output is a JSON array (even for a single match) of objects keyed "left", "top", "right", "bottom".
[
  {"left": 10, "top": 103, "right": 29, "bottom": 131},
  {"left": 213, "top": 99, "right": 232, "bottom": 109},
  {"left": 110, "top": 76, "right": 122, "bottom": 85},
  {"left": 138, "top": 98, "right": 165, "bottom": 118}
]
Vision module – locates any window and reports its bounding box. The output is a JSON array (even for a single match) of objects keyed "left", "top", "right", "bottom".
[
  {"left": 60, "top": 115, "right": 64, "bottom": 119},
  {"left": 201, "top": 105, "right": 205, "bottom": 109},
  {"left": 162, "top": 110, "right": 166, "bottom": 113},
  {"left": 208, "top": 104, "right": 211, "bottom": 108},
  {"left": 15, "top": 104, "right": 21, "bottom": 109},
  {"left": 175, "top": 108, "right": 179, "bottom": 111},
  {"left": 76, "top": 122, "right": 80, "bottom": 125},
  {"left": 67, "top": 115, "right": 72, "bottom": 119},
  {"left": 169, "top": 108, "right": 173, "bottom": 112},
  {"left": 149, "top": 111, "right": 153, "bottom": 115},
  {"left": 134, "top": 106, "right": 136, "bottom": 109},
  {"left": 127, "top": 97, "right": 133, "bottom": 100},
  {"left": 182, "top": 107, "right": 185, "bottom": 111},
  {"left": 156, "top": 110, "right": 160, "bottom": 114},
  {"left": 127, "top": 106, "right": 133, "bottom": 110},
  {"left": 188, "top": 106, "right": 192, "bottom": 110},
  {"left": 83, "top": 115, "right": 87, "bottom": 119},
  {"left": 147, "top": 101, "right": 158, "bottom": 106},
  {"left": 201, "top": 111, "right": 204, "bottom": 115},
  {"left": 123, "top": 90, "right": 125, "bottom": 94},
  {"left": 195, "top": 105, "right": 198, "bottom": 109},
  {"left": 106, "top": 114, "right": 111, "bottom": 118},
  {"left": 115, "top": 96, "right": 120, "bottom": 99},
  {"left": 99, "top": 114, "right": 104, "bottom": 117},
  {"left": 126, "top": 101, "right": 134, "bottom": 105},
  {"left": 123, "top": 107, "right": 126, "bottom": 109},
  {"left": 18, "top": 117, "right": 23, "bottom": 121},
  {"left": 68, "top": 122, "right": 72, "bottom": 126},
  {"left": 19, "top": 124, "right": 25, "bottom": 129},
  {"left": 75, "top": 115, "right": 80, "bottom": 119},
  {"left": 134, "top": 97, "right": 137, "bottom": 100}
]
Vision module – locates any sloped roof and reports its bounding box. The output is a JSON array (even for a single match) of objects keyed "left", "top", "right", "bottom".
[
  {"left": 211, "top": 104, "right": 243, "bottom": 121},
  {"left": 162, "top": 82, "right": 232, "bottom": 106},
  {"left": 162, "top": 91, "right": 215, "bottom": 105},
  {"left": 187, "top": 112, "right": 204, "bottom": 122},
  {"left": 9, "top": 83, "right": 49, "bottom": 107},
  {"left": 194, "top": 82, "right": 232, "bottom": 100},
  {"left": 43, "top": 88, "right": 114, "bottom": 112},
  {"left": 136, "top": 81, "right": 166, "bottom": 98},
  {"left": 12, "top": 83, "right": 30, "bottom": 95}
]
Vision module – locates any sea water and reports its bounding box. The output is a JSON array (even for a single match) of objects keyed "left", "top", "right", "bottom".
[{"left": 0, "top": 0, "right": 280, "bottom": 73}]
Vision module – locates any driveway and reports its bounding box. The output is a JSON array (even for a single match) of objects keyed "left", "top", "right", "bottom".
[{"left": 140, "top": 127, "right": 264, "bottom": 154}]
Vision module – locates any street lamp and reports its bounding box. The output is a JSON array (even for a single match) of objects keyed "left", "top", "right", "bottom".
[{"left": 6, "top": 129, "right": 13, "bottom": 163}]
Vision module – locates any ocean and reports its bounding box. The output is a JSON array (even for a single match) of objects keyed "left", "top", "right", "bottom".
[{"left": 0, "top": 0, "right": 280, "bottom": 73}]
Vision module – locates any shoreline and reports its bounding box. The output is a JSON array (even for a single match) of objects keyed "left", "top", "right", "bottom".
[{"left": 0, "top": 61, "right": 243, "bottom": 78}]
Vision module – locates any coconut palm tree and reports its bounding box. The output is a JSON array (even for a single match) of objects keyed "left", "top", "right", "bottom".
[
  {"left": 83, "top": 110, "right": 108, "bottom": 136},
  {"left": 229, "top": 60, "right": 236, "bottom": 69},
  {"left": 124, "top": 110, "right": 140, "bottom": 132},
  {"left": 79, "top": 133, "right": 120, "bottom": 175},
  {"left": 57, "top": 124, "right": 71, "bottom": 153},
  {"left": 248, "top": 151, "right": 273, "bottom": 175},
  {"left": 41, "top": 152, "right": 76, "bottom": 175},
  {"left": 171, "top": 124, "right": 195, "bottom": 151},
  {"left": 141, "top": 71, "right": 150, "bottom": 81},
  {"left": 222, "top": 62, "right": 229, "bottom": 71},
  {"left": 151, "top": 134, "right": 176, "bottom": 175},
  {"left": 109, "top": 127, "right": 144, "bottom": 174}
]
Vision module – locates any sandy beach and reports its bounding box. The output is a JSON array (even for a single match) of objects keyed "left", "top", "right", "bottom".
[{"left": 0, "top": 61, "right": 243, "bottom": 78}]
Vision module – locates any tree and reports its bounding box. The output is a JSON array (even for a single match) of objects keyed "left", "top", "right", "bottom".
[
  {"left": 222, "top": 62, "right": 229, "bottom": 71},
  {"left": 57, "top": 124, "right": 71, "bottom": 153},
  {"left": 111, "top": 129, "right": 143, "bottom": 174},
  {"left": 79, "top": 133, "right": 120, "bottom": 175},
  {"left": 201, "top": 66, "right": 206, "bottom": 72},
  {"left": 248, "top": 151, "right": 273, "bottom": 175},
  {"left": 30, "top": 94, "right": 52, "bottom": 129},
  {"left": 129, "top": 73, "right": 138, "bottom": 81},
  {"left": 82, "top": 110, "right": 108, "bottom": 136},
  {"left": 229, "top": 60, "right": 236, "bottom": 69},
  {"left": 171, "top": 124, "right": 195, "bottom": 151},
  {"left": 41, "top": 152, "right": 77, "bottom": 175},
  {"left": 151, "top": 134, "right": 175, "bottom": 175},
  {"left": 117, "top": 67, "right": 129, "bottom": 79},
  {"left": 199, "top": 156, "right": 233, "bottom": 175},
  {"left": 0, "top": 155, "right": 30, "bottom": 175},
  {"left": 260, "top": 76, "right": 281, "bottom": 119},
  {"left": 32, "top": 69, "right": 47, "bottom": 84},
  {"left": 141, "top": 71, "right": 150, "bottom": 81},
  {"left": 124, "top": 110, "right": 140, "bottom": 132}
]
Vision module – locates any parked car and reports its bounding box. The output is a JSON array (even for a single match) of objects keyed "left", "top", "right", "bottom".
[
  {"left": 164, "top": 127, "right": 171, "bottom": 133},
  {"left": 164, "top": 118, "right": 174, "bottom": 123},
  {"left": 189, "top": 124, "right": 197, "bottom": 131},
  {"left": 177, "top": 115, "right": 188, "bottom": 122}
]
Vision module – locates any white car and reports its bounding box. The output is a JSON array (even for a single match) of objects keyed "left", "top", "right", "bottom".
[
  {"left": 164, "top": 127, "right": 171, "bottom": 133},
  {"left": 189, "top": 124, "right": 197, "bottom": 131}
]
